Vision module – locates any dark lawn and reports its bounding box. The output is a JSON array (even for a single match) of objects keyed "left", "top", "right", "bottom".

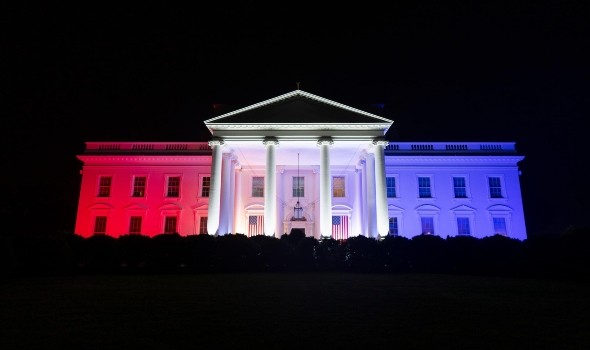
[{"left": 1, "top": 273, "right": 589, "bottom": 350}]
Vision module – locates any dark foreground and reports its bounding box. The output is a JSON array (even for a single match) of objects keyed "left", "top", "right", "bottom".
[{"left": 1, "top": 273, "right": 589, "bottom": 350}]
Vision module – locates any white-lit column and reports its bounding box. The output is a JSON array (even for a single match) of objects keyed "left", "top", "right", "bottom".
[
  {"left": 360, "top": 158, "right": 368, "bottom": 236},
  {"left": 373, "top": 138, "right": 390, "bottom": 238},
  {"left": 227, "top": 156, "right": 237, "bottom": 234},
  {"left": 218, "top": 153, "right": 233, "bottom": 235},
  {"left": 233, "top": 165, "right": 243, "bottom": 234},
  {"left": 277, "top": 167, "right": 284, "bottom": 237},
  {"left": 318, "top": 137, "right": 333, "bottom": 238},
  {"left": 263, "top": 137, "right": 279, "bottom": 236},
  {"left": 207, "top": 138, "right": 224, "bottom": 235},
  {"left": 365, "top": 153, "right": 377, "bottom": 238},
  {"left": 312, "top": 167, "right": 319, "bottom": 239},
  {"left": 351, "top": 167, "right": 362, "bottom": 237}
]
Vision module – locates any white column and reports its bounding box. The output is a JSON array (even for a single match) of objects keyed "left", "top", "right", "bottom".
[
  {"left": 318, "top": 137, "right": 333, "bottom": 238},
  {"left": 227, "top": 156, "right": 237, "bottom": 234},
  {"left": 373, "top": 138, "right": 390, "bottom": 238},
  {"left": 351, "top": 167, "right": 363, "bottom": 237},
  {"left": 233, "top": 166, "right": 243, "bottom": 234},
  {"left": 218, "top": 153, "right": 233, "bottom": 235},
  {"left": 207, "top": 138, "right": 224, "bottom": 235},
  {"left": 360, "top": 158, "right": 368, "bottom": 236},
  {"left": 365, "top": 153, "right": 377, "bottom": 238},
  {"left": 263, "top": 137, "right": 279, "bottom": 236},
  {"left": 312, "top": 167, "right": 319, "bottom": 239},
  {"left": 277, "top": 167, "right": 284, "bottom": 237}
]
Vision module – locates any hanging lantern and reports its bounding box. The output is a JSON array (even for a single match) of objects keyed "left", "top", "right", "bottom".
[{"left": 293, "top": 153, "right": 304, "bottom": 220}]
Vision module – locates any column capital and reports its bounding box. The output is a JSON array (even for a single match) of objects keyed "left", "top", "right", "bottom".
[
  {"left": 372, "top": 137, "right": 389, "bottom": 147},
  {"left": 317, "top": 137, "right": 334, "bottom": 147},
  {"left": 263, "top": 137, "right": 279, "bottom": 146},
  {"left": 208, "top": 137, "right": 225, "bottom": 148}
]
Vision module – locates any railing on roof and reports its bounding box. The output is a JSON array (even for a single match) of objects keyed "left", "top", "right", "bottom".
[
  {"left": 86, "top": 142, "right": 211, "bottom": 152},
  {"left": 384, "top": 142, "right": 515, "bottom": 153}
]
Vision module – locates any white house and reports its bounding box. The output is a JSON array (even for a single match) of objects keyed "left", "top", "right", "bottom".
[{"left": 74, "top": 89, "right": 527, "bottom": 240}]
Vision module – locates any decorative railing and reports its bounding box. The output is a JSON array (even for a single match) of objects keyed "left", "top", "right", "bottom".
[
  {"left": 85, "top": 142, "right": 211, "bottom": 153},
  {"left": 385, "top": 142, "right": 515, "bottom": 153}
]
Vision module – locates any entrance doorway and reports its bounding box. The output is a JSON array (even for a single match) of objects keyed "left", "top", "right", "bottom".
[{"left": 290, "top": 228, "right": 305, "bottom": 237}]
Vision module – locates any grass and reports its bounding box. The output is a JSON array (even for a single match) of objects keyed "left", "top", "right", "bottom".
[{"left": 1, "top": 273, "right": 589, "bottom": 350}]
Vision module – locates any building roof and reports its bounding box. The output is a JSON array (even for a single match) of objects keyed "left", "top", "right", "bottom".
[{"left": 203, "top": 90, "right": 393, "bottom": 137}]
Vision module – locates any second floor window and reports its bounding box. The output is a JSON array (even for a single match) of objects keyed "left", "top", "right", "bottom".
[
  {"left": 167, "top": 176, "right": 180, "bottom": 197},
  {"left": 489, "top": 177, "right": 503, "bottom": 198},
  {"left": 418, "top": 177, "right": 432, "bottom": 198},
  {"left": 98, "top": 176, "right": 112, "bottom": 197},
  {"left": 293, "top": 176, "right": 304, "bottom": 197},
  {"left": 386, "top": 177, "right": 397, "bottom": 198},
  {"left": 333, "top": 176, "right": 345, "bottom": 197},
  {"left": 132, "top": 176, "right": 146, "bottom": 197},
  {"left": 453, "top": 177, "right": 467, "bottom": 198},
  {"left": 252, "top": 177, "right": 264, "bottom": 197},
  {"left": 201, "top": 176, "right": 211, "bottom": 197}
]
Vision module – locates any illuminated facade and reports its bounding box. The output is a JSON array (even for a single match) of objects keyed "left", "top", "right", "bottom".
[{"left": 75, "top": 90, "right": 527, "bottom": 240}]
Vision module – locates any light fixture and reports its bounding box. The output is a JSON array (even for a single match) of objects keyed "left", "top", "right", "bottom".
[{"left": 293, "top": 152, "right": 304, "bottom": 220}]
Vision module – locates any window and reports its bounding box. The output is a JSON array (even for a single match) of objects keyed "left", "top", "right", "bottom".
[
  {"left": 457, "top": 217, "right": 471, "bottom": 236},
  {"left": 333, "top": 176, "right": 345, "bottom": 197},
  {"left": 453, "top": 177, "right": 467, "bottom": 198},
  {"left": 421, "top": 217, "right": 434, "bottom": 235},
  {"left": 252, "top": 177, "right": 264, "bottom": 197},
  {"left": 164, "top": 216, "right": 177, "bottom": 234},
  {"left": 97, "top": 176, "right": 112, "bottom": 197},
  {"left": 201, "top": 176, "right": 211, "bottom": 197},
  {"left": 418, "top": 177, "right": 432, "bottom": 198},
  {"left": 94, "top": 216, "right": 107, "bottom": 234},
  {"left": 292, "top": 176, "right": 304, "bottom": 197},
  {"left": 199, "top": 217, "right": 208, "bottom": 234},
  {"left": 489, "top": 177, "right": 503, "bottom": 198},
  {"left": 166, "top": 176, "right": 181, "bottom": 197},
  {"left": 493, "top": 217, "right": 507, "bottom": 236},
  {"left": 386, "top": 177, "right": 397, "bottom": 198},
  {"left": 132, "top": 176, "right": 146, "bottom": 197},
  {"left": 129, "top": 216, "right": 142, "bottom": 234},
  {"left": 389, "top": 217, "right": 399, "bottom": 236}
]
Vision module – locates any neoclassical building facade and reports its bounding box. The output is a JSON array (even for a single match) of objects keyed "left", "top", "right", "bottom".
[{"left": 74, "top": 90, "right": 527, "bottom": 240}]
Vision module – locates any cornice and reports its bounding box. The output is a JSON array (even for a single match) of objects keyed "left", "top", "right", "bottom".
[
  {"left": 206, "top": 123, "right": 391, "bottom": 130},
  {"left": 204, "top": 90, "right": 393, "bottom": 124}
]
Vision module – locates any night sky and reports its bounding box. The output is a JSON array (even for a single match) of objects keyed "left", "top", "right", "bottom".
[{"left": 3, "top": 2, "right": 589, "bottom": 237}]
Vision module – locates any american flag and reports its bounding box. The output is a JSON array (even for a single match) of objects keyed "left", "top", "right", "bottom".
[
  {"left": 332, "top": 215, "right": 349, "bottom": 240},
  {"left": 248, "top": 215, "right": 264, "bottom": 237}
]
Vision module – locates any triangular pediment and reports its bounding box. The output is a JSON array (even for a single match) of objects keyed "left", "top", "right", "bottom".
[
  {"left": 450, "top": 205, "right": 476, "bottom": 212},
  {"left": 204, "top": 90, "right": 393, "bottom": 135}
]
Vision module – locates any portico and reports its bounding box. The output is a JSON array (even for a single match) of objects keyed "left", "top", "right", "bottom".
[{"left": 204, "top": 89, "right": 393, "bottom": 239}]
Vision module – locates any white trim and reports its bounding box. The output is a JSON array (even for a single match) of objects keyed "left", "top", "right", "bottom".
[{"left": 204, "top": 90, "right": 393, "bottom": 123}]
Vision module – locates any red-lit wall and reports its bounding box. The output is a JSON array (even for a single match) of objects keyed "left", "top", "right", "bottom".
[{"left": 75, "top": 155, "right": 211, "bottom": 237}]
